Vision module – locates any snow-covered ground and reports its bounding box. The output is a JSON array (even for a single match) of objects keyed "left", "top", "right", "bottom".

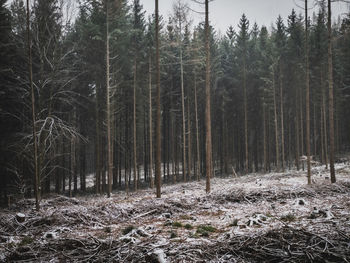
[{"left": 1, "top": 163, "right": 349, "bottom": 262}]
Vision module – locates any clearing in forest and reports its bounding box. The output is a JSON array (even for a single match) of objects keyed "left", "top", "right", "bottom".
[{"left": 1, "top": 163, "right": 350, "bottom": 262}]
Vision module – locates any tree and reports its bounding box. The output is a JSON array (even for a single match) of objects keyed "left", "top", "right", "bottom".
[
  {"left": 304, "top": 0, "right": 312, "bottom": 184},
  {"left": 327, "top": 0, "right": 336, "bottom": 183},
  {"left": 146, "top": 18, "right": 155, "bottom": 188},
  {"left": 310, "top": 1, "right": 328, "bottom": 168},
  {"left": 26, "top": 0, "right": 39, "bottom": 209},
  {"left": 274, "top": 16, "right": 287, "bottom": 171},
  {"left": 286, "top": 9, "right": 304, "bottom": 171},
  {"left": 131, "top": 0, "right": 145, "bottom": 191},
  {"left": 258, "top": 25, "right": 271, "bottom": 172},
  {"left": 236, "top": 14, "right": 250, "bottom": 173},
  {"left": 105, "top": 0, "right": 112, "bottom": 197},
  {"left": 155, "top": 0, "right": 161, "bottom": 198},
  {"left": 205, "top": 0, "right": 212, "bottom": 193},
  {"left": 272, "top": 63, "right": 279, "bottom": 171},
  {"left": 172, "top": 0, "right": 191, "bottom": 182}
]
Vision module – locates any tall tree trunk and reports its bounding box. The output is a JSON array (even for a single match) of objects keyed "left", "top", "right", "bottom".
[
  {"left": 106, "top": 1, "right": 113, "bottom": 197},
  {"left": 187, "top": 93, "right": 192, "bottom": 180},
  {"left": 95, "top": 86, "right": 101, "bottom": 194},
  {"left": 125, "top": 107, "right": 129, "bottom": 195},
  {"left": 288, "top": 120, "right": 292, "bottom": 169},
  {"left": 113, "top": 116, "right": 119, "bottom": 189},
  {"left": 273, "top": 68, "right": 279, "bottom": 171},
  {"left": 69, "top": 128, "right": 75, "bottom": 198},
  {"left": 73, "top": 113, "right": 78, "bottom": 195},
  {"left": 170, "top": 77, "right": 176, "bottom": 183},
  {"left": 224, "top": 119, "right": 229, "bottom": 174},
  {"left": 300, "top": 87, "right": 304, "bottom": 171},
  {"left": 143, "top": 107, "right": 147, "bottom": 184},
  {"left": 155, "top": 0, "right": 161, "bottom": 198},
  {"left": 295, "top": 88, "right": 300, "bottom": 171},
  {"left": 305, "top": 0, "right": 312, "bottom": 184},
  {"left": 194, "top": 73, "right": 200, "bottom": 181},
  {"left": 62, "top": 138, "right": 66, "bottom": 193},
  {"left": 55, "top": 137, "right": 62, "bottom": 194},
  {"left": 313, "top": 103, "right": 317, "bottom": 157},
  {"left": 133, "top": 57, "right": 138, "bottom": 191},
  {"left": 80, "top": 143, "right": 86, "bottom": 192},
  {"left": 180, "top": 49, "right": 187, "bottom": 182},
  {"left": 327, "top": 0, "right": 336, "bottom": 183},
  {"left": 243, "top": 55, "right": 249, "bottom": 173},
  {"left": 148, "top": 55, "right": 154, "bottom": 188},
  {"left": 320, "top": 101, "right": 325, "bottom": 164},
  {"left": 26, "top": 0, "right": 40, "bottom": 210},
  {"left": 323, "top": 89, "right": 328, "bottom": 169},
  {"left": 118, "top": 118, "right": 122, "bottom": 187},
  {"left": 205, "top": 0, "right": 212, "bottom": 193},
  {"left": 279, "top": 64, "right": 285, "bottom": 172},
  {"left": 263, "top": 104, "right": 267, "bottom": 172}
]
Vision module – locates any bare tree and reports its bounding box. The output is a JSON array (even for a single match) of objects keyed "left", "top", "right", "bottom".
[
  {"left": 149, "top": 54, "right": 154, "bottom": 188},
  {"left": 26, "top": 0, "right": 40, "bottom": 211},
  {"left": 279, "top": 65, "right": 285, "bottom": 172},
  {"left": 133, "top": 57, "right": 138, "bottom": 191},
  {"left": 106, "top": 0, "right": 113, "bottom": 197},
  {"left": 155, "top": 0, "right": 161, "bottom": 198},
  {"left": 305, "top": 0, "right": 312, "bottom": 184},
  {"left": 272, "top": 66, "right": 280, "bottom": 171},
  {"left": 327, "top": 0, "right": 336, "bottom": 183},
  {"left": 172, "top": 0, "right": 190, "bottom": 183},
  {"left": 205, "top": 0, "right": 212, "bottom": 193},
  {"left": 194, "top": 72, "right": 200, "bottom": 181}
]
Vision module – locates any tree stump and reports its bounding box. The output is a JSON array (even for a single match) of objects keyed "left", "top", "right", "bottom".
[{"left": 16, "top": 213, "right": 26, "bottom": 223}]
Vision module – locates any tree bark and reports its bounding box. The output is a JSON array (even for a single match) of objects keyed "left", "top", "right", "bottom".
[
  {"left": 133, "top": 57, "right": 138, "bottom": 191},
  {"left": 194, "top": 73, "right": 200, "bottom": 181},
  {"left": 155, "top": 0, "right": 161, "bottom": 198},
  {"left": 26, "top": 0, "right": 40, "bottom": 211},
  {"left": 187, "top": 91, "right": 192, "bottom": 180},
  {"left": 243, "top": 54, "right": 249, "bottom": 173},
  {"left": 106, "top": 0, "right": 113, "bottom": 197},
  {"left": 320, "top": 99, "right": 325, "bottom": 164},
  {"left": 180, "top": 48, "right": 187, "bottom": 182},
  {"left": 327, "top": 0, "right": 336, "bottom": 183},
  {"left": 279, "top": 63, "right": 285, "bottom": 172},
  {"left": 305, "top": 0, "right": 312, "bottom": 184},
  {"left": 263, "top": 104, "right": 267, "bottom": 172},
  {"left": 313, "top": 103, "right": 317, "bottom": 157},
  {"left": 148, "top": 54, "right": 154, "bottom": 188},
  {"left": 95, "top": 86, "right": 101, "bottom": 194},
  {"left": 69, "top": 127, "right": 75, "bottom": 198},
  {"left": 323, "top": 88, "right": 328, "bottom": 169},
  {"left": 205, "top": 0, "right": 212, "bottom": 193},
  {"left": 273, "top": 68, "right": 279, "bottom": 171}
]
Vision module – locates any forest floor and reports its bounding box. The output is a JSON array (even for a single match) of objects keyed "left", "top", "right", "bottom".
[{"left": 1, "top": 162, "right": 350, "bottom": 262}]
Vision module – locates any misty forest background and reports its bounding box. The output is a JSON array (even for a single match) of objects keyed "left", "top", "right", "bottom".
[{"left": 1, "top": 0, "right": 350, "bottom": 206}]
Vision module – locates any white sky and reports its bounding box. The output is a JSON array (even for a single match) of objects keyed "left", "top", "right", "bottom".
[{"left": 139, "top": 0, "right": 350, "bottom": 34}]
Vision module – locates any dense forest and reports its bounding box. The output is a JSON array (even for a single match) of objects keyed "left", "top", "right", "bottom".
[
  {"left": 1, "top": 0, "right": 350, "bottom": 262},
  {"left": 1, "top": 0, "right": 350, "bottom": 204}
]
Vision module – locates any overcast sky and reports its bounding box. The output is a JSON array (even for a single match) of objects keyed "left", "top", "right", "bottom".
[{"left": 140, "top": 0, "right": 350, "bottom": 34}]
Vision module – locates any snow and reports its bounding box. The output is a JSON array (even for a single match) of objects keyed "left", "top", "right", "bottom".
[{"left": 1, "top": 162, "right": 350, "bottom": 262}]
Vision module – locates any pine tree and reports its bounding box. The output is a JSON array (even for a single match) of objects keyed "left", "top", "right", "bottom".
[
  {"left": 305, "top": 0, "right": 312, "bottom": 184},
  {"left": 26, "top": 0, "right": 40, "bottom": 210},
  {"left": 131, "top": 0, "right": 145, "bottom": 191},
  {"left": 155, "top": 0, "right": 161, "bottom": 198},
  {"left": 274, "top": 16, "right": 287, "bottom": 171},
  {"left": 327, "top": 0, "right": 336, "bottom": 183},
  {"left": 105, "top": 0, "right": 112, "bottom": 197},
  {"left": 205, "top": 0, "right": 212, "bottom": 193},
  {"left": 236, "top": 14, "right": 250, "bottom": 173}
]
